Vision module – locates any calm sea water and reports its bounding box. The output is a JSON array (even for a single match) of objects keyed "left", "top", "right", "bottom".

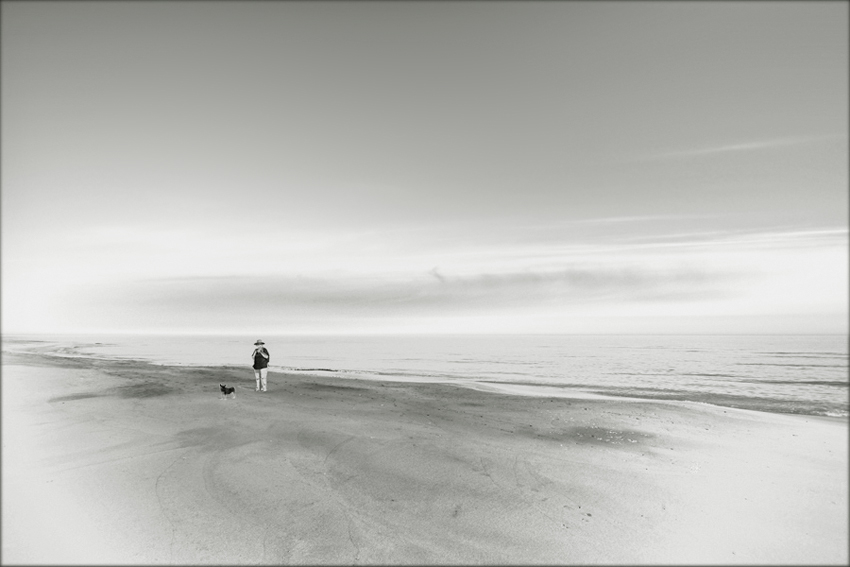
[{"left": 4, "top": 333, "right": 847, "bottom": 418}]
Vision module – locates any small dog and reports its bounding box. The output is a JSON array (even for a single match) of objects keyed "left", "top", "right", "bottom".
[{"left": 219, "top": 384, "right": 236, "bottom": 398}]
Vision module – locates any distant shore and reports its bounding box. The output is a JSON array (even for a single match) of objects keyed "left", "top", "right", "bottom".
[{"left": 2, "top": 350, "right": 847, "bottom": 564}]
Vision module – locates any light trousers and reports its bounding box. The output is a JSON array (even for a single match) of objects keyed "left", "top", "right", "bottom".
[{"left": 254, "top": 368, "right": 268, "bottom": 391}]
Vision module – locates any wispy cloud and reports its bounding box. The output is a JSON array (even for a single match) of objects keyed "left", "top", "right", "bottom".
[
  {"left": 635, "top": 134, "right": 846, "bottom": 161},
  {"left": 113, "top": 265, "right": 736, "bottom": 316},
  {"left": 11, "top": 222, "right": 846, "bottom": 334},
  {"left": 60, "top": 226, "right": 849, "bottom": 332}
]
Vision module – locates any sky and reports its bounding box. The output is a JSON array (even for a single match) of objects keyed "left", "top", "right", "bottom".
[{"left": 2, "top": 1, "right": 847, "bottom": 335}]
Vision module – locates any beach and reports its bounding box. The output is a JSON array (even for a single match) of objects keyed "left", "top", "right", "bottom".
[{"left": 2, "top": 350, "right": 847, "bottom": 565}]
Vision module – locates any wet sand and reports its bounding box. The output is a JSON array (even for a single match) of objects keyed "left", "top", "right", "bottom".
[{"left": 2, "top": 351, "right": 847, "bottom": 564}]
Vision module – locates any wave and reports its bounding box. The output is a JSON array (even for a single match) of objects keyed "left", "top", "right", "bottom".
[
  {"left": 285, "top": 366, "right": 472, "bottom": 383},
  {"left": 680, "top": 372, "right": 742, "bottom": 378},
  {"left": 759, "top": 351, "right": 847, "bottom": 358},
  {"left": 737, "top": 379, "right": 849, "bottom": 387},
  {"left": 736, "top": 363, "right": 848, "bottom": 368},
  {"left": 586, "top": 387, "right": 849, "bottom": 418}
]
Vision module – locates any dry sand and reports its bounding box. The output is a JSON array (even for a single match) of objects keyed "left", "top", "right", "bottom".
[{"left": 2, "top": 351, "right": 847, "bottom": 565}]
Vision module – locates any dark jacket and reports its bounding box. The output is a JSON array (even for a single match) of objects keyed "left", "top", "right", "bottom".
[{"left": 252, "top": 348, "right": 269, "bottom": 370}]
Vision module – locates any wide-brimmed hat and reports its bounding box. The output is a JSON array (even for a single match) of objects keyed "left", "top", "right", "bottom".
[{"left": 254, "top": 339, "right": 265, "bottom": 345}]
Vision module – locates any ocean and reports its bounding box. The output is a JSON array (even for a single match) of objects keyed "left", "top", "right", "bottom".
[{"left": 3, "top": 333, "right": 847, "bottom": 418}]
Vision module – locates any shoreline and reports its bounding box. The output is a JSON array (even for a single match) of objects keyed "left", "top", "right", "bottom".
[
  {"left": 2, "top": 351, "right": 848, "bottom": 564},
  {"left": 4, "top": 346, "right": 847, "bottom": 420}
]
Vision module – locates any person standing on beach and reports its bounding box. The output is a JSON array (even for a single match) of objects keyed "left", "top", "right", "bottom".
[{"left": 252, "top": 339, "right": 270, "bottom": 392}]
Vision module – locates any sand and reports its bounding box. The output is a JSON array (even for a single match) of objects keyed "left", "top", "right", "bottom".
[{"left": 2, "top": 350, "right": 847, "bottom": 565}]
